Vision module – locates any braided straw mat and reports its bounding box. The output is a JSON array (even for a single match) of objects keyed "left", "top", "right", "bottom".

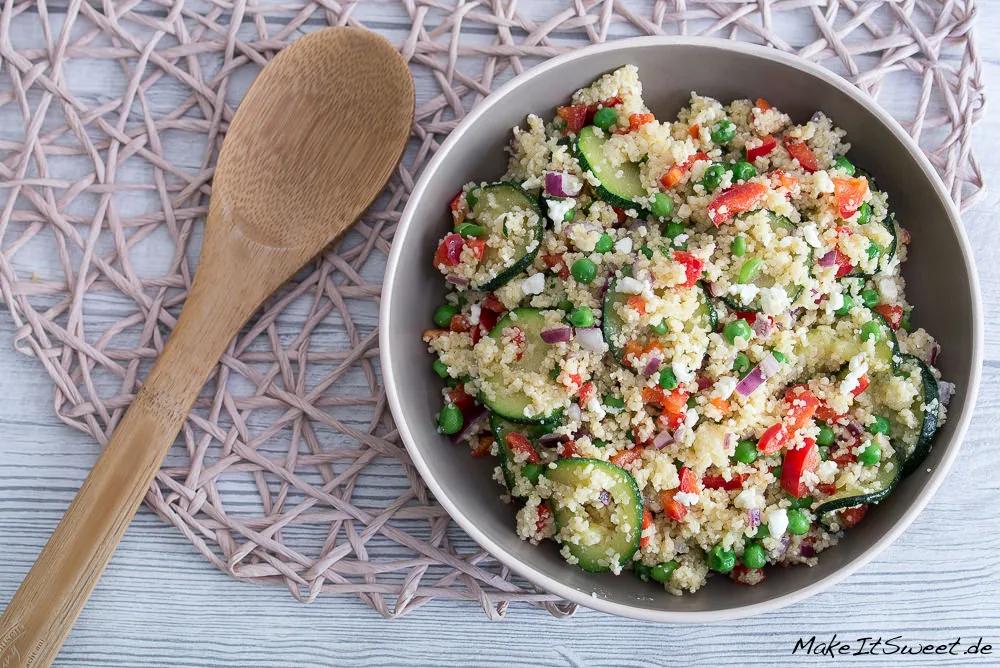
[{"left": 0, "top": 0, "right": 985, "bottom": 619}]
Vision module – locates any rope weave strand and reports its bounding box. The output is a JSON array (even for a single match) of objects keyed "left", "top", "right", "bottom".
[{"left": 0, "top": 0, "right": 985, "bottom": 618}]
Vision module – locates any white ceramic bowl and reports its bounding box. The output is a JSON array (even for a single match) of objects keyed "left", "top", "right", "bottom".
[{"left": 380, "top": 37, "right": 982, "bottom": 621}]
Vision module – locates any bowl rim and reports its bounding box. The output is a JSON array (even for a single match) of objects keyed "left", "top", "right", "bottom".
[{"left": 380, "top": 35, "right": 983, "bottom": 622}]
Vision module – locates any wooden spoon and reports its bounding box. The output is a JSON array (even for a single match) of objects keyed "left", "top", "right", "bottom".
[{"left": 0, "top": 27, "right": 413, "bottom": 667}]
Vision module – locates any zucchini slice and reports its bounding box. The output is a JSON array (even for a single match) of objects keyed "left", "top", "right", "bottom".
[
  {"left": 799, "top": 308, "right": 899, "bottom": 376},
  {"left": 490, "top": 413, "right": 553, "bottom": 495},
  {"left": 575, "top": 125, "right": 645, "bottom": 209},
  {"left": 468, "top": 182, "right": 544, "bottom": 292},
  {"left": 886, "top": 354, "right": 940, "bottom": 477},
  {"left": 720, "top": 214, "right": 808, "bottom": 312},
  {"left": 478, "top": 308, "right": 563, "bottom": 424},
  {"left": 603, "top": 280, "right": 714, "bottom": 366},
  {"left": 544, "top": 458, "right": 643, "bottom": 573},
  {"left": 816, "top": 453, "right": 900, "bottom": 515},
  {"left": 846, "top": 214, "right": 897, "bottom": 278}
]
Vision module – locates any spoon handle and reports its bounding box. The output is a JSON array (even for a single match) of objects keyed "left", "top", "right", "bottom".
[{"left": 0, "top": 256, "right": 251, "bottom": 668}]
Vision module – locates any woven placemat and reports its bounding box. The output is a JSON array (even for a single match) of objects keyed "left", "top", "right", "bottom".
[{"left": 0, "top": 0, "right": 985, "bottom": 619}]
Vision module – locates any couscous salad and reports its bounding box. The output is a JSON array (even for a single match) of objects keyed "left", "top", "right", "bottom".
[{"left": 422, "top": 66, "right": 953, "bottom": 593}]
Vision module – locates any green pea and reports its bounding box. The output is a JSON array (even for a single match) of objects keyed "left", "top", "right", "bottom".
[
  {"left": 593, "top": 107, "right": 618, "bottom": 131},
  {"left": 733, "top": 352, "right": 751, "bottom": 376},
  {"left": 433, "top": 359, "right": 449, "bottom": 379},
  {"left": 633, "top": 562, "right": 651, "bottom": 581},
  {"left": 771, "top": 350, "right": 788, "bottom": 363},
  {"left": 788, "top": 495, "right": 814, "bottom": 510},
  {"left": 557, "top": 299, "right": 574, "bottom": 312},
  {"left": 859, "top": 443, "right": 882, "bottom": 467},
  {"left": 868, "top": 415, "right": 890, "bottom": 435},
  {"left": 835, "top": 294, "right": 854, "bottom": 317},
  {"left": 455, "top": 222, "right": 486, "bottom": 238},
  {"left": 861, "top": 288, "right": 880, "bottom": 308},
  {"left": 707, "top": 545, "right": 736, "bottom": 574},
  {"left": 742, "top": 543, "right": 767, "bottom": 570},
  {"left": 866, "top": 241, "right": 881, "bottom": 260},
  {"left": 650, "top": 192, "right": 674, "bottom": 219},
  {"left": 641, "top": 245, "right": 654, "bottom": 260},
  {"left": 438, "top": 403, "right": 463, "bottom": 435},
  {"left": 595, "top": 233, "right": 614, "bottom": 253},
  {"left": 433, "top": 303, "right": 459, "bottom": 328},
  {"left": 650, "top": 560, "right": 679, "bottom": 583},
  {"left": 832, "top": 156, "right": 856, "bottom": 176},
  {"left": 860, "top": 320, "right": 882, "bottom": 343},
  {"left": 710, "top": 119, "right": 737, "bottom": 145},
  {"left": 737, "top": 257, "right": 764, "bottom": 284},
  {"left": 521, "top": 462, "right": 544, "bottom": 485},
  {"left": 733, "top": 439, "right": 758, "bottom": 464},
  {"left": 659, "top": 368, "right": 678, "bottom": 390},
  {"left": 568, "top": 306, "right": 594, "bottom": 328},
  {"left": 650, "top": 320, "right": 669, "bottom": 336},
  {"left": 857, "top": 201, "right": 872, "bottom": 225},
  {"left": 724, "top": 319, "right": 752, "bottom": 344},
  {"left": 787, "top": 509, "right": 811, "bottom": 535},
  {"left": 730, "top": 160, "right": 757, "bottom": 182},
  {"left": 664, "top": 221, "right": 686, "bottom": 240},
  {"left": 860, "top": 442, "right": 883, "bottom": 468},
  {"left": 730, "top": 235, "right": 747, "bottom": 257},
  {"left": 701, "top": 163, "right": 726, "bottom": 192},
  {"left": 816, "top": 424, "right": 835, "bottom": 447},
  {"left": 571, "top": 258, "right": 598, "bottom": 284}
]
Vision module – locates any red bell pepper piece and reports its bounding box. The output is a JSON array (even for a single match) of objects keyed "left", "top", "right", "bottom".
[
  {"left": 838, "top": 504, "right": 868, "bottom": 528},
  {"left": 541, "top": 252, "right": 570, "bottom": 279},
  {"left": 610, "top": 447, "right": 644, "bottom": 468},
  {"left": 673, "top": 250, "right": 704, "bottom": 287},
  {"left": 505, "top": 432, "right": 540, "bottom": 464},
  {"left": 874, "top": 304, "right": 904, "bottom": 330},
  {"left": 757, "top": 422, "right": 787, "bottom": 455},
  {"left": 832, "top": 177, "right": 869, "bottom": 218},
  {"left": 659, "top": 490, "right": 688, "bottom": 522},
  {"left": 746, "top": 134, "right": 777, "bottom": 161},
  {"left": 831, "top": 249, "right": 854, "bottom": 278},
  {"left": 629, "top": 113, "right": 655, "bottom": 132},
  {"left": 783, "top": 386, "right": 819, "bottom": 433},
  {"left": 535, "top": 501, "right": 552, "bottom": 533},
  {"left": 702, "top": 473, "right": 748, "bottom": 491},
  {"left": 783, "top": 139, "right": 819, "bottom": 172},
  {"left": 559, "top": 439, "right": 578, "bottom": 459},
  {"left": 851, "top": 374, "right": 870, "bottom": 397},
  {"left": 678, "top": 466, "right": 700, "bottom": 494},
  {"left": 577, "top": 380, "right": 594, "bottom": 406},
  {"left": 556, "top": 104, "right": 589, "bottom": 134},
  {"left": 707, "top": 182, "right": 768, "bottom": 227},
  {"left": 781, "top": 437, "right": 820, "bottom": 498},
  {"left": 640, "top": 508, "right": 653, "bottom": 549}
]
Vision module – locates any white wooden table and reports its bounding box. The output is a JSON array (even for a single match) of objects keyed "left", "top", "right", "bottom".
[{"left": 2, "top": 6, "right": 998, "bottom": 667}]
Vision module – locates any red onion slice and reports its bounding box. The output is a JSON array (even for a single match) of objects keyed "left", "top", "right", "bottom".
[
  {"left": 735, "top": 352, "right": 781, "bottom": 397},
  {"left": 544, "top": 171, "right": 582, "bottom": 197},
  {"left": 751, "top": 315, "right": 773, "bottom": 337},
  {"left": 541, "top": 326, "right": 573, "bottom": 344},
  {"left": 817, "top": 250, "right": 838, "bottom": 267},
  {"left": 938, "top": 380, "right": 955, "bottom": 407},
  {"left": 652, "top": 429, "right": 673, "bottom": 449},
  {"left": 449, "top": 405, "right": 488, "bottom": 444},
  {"left": 747, "top": 508, "right": 761, "bottom": 531},
  {"left": 446, "top": 274, "right": 469, "bottom": 287},
  {"left": 538, "top": 432, "right": 564, "bottom": 446},
  {"left": 930, "top": 342, "right": 941, "bottom": 365},
  {"left": 575, "top": 327, "right": 606, "bottom": 352},
  {"left": 643, "top": 355, "right": 662, "bottom": 376},
  {"left": 597, "top": 489, "right": 612, "bottom": 506}
]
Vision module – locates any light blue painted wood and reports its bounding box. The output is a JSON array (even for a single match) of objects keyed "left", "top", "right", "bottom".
[{"left": 1, "top": 3, "right": 999, "bottom": 666}]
